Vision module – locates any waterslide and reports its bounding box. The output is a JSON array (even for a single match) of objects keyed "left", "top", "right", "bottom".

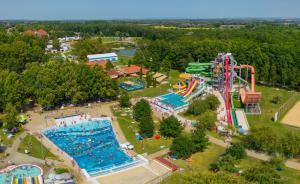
[
  {"left": 225, "top": 55, "right": 233, "bottom": 125},
  {"left": 180, "top": 80, "right": 196, "bottom": 96},
  {"left": 13, "top": 176, "right": 43, "bottom": 184},
  {"left": 185, "top": 63, "right": 212, "bottom": 75},
  {"left": 183, "top": 80, "right": 198, "bottom": 97},
  {"left": 184, "top": 83, "right": 206, "bottom": 103},
  {"left": 230, "top": 93, "right": 239, "bottom": 128}
]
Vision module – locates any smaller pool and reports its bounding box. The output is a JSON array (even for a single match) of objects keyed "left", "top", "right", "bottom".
[
  {"left": 159, "top": 93, "right": 188, "bottom": 109},
  {"left": 0, "top": 164, "right": 42, "bottom": 184}
]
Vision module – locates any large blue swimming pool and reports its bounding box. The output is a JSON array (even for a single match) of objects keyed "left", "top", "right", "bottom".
[
  {"left": 159, "top": 93, "right": 188, "bottom": 109},
  {"left": 43, "top": 119, "right": 134, "bottom": 175}
]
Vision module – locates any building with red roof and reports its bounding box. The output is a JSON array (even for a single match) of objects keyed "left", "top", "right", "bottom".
[
  {"left": 24, "top": 29, "right": 48, "bottom": 37},
  {"left": 119, "top": 65, "right": 149, "bottom": 76}
]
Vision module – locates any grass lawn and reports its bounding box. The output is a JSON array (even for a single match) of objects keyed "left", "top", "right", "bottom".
[
  {"left": 130, "top": 70, "right": 181, "bottom": 98},
  {"left": 101, "top": 37, "right": 119, "bottom": 43},
  {"left": 162, "top": 144, "right": 225, "bottom": 184},
  {"left": 112, "top": 107, "right": 172, "bottom": 154},
  {"left": 18, "top": 134, "right": 58, "bottom": 160},
  {"left": 246, "top": 85, "right": 296, "bottom": 126}
]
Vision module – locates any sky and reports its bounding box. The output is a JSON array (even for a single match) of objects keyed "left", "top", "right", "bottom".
[{"left": 0, "top": 0, "right": 299, "bottom": 20}]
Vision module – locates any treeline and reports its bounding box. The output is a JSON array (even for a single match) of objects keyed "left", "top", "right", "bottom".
[
  {"left": 0, "top": 62, "right": 118, "bottom": 112},
  {"left": 0, "top": 32, "right": 47, "bottom": 72},
  {"left": 72, "top": 37, "right": 112, "bottom": 61},
  {"left": 133, "top": 27, "right": 300, "bottom": 87},
  {"left": 243, "top": 126, "right": 300, "bottom": 158}
]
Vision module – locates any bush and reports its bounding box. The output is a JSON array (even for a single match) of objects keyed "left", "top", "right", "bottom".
[
  {"left": 159, "top": 116, "right": 182, "bottom": 138},
  {"left": 139, "top": 116, "right": 154, "bottom": 138},
  {"left": 211, "top": 154, "right": 239, "bottom": 173},
  {"left": 170, "top": 134, "right": 195, "bottom": 159},
  {"left": 119, "top": 91, "right": 131, "bottom": 107},
  {"left": 133, "top": 99, "right": 151, "bottom": 122},
  {"left": 197, "top": 110, "right": 217, "bottom": 130},
  {"left": 192, "top": 127, "right": 209, "bottom": 152},
  {"left": 226, "top": 143, "right": 246, "bottom": 160},
  {"left": 243, "top": 165, "right": 284, "bottom": 184}
]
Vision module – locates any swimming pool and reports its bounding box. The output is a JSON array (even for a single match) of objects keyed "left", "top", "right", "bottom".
[
  {"left": 159, "top": 93, "right": 188, "bottom": 109},
  {"left": 43, "top": 119, "right": 135, "bottom": 176},
  {"left": 0, "top": 164, "right": 42, "bottom": 184}
]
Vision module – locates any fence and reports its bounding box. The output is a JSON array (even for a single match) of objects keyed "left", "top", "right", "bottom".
[{"left": 274, "top": 94, "right": 299, "bottom": 122}]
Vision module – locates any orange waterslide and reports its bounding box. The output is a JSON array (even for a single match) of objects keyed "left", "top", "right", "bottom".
[
  {"left": 184, "top": 80, "right": 198, "bottom": 97},
  {"left": 235, "top": 65, "right": 261, "bottom": 104}
]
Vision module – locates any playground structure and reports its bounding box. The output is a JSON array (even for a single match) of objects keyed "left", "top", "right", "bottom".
[
  {"left": 152, "top": 76, "right": 207, "bottom": 112},
  {"left": 212, "top": 53, "right": 261, "bottom": 130},
  {"left": 120, "top": 80, "right": 145, "bottom": 92}
]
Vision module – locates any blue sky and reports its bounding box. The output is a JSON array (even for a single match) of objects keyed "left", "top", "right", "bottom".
[{"left": 0, "top": 0, "right": 299, "bottom": 20}]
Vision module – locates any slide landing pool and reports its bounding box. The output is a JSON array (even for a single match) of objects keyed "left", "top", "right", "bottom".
[{"left": 43, "top": 118, "right": 138, "bottom": 176}]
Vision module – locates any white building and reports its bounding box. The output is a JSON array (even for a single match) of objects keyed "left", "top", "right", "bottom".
[{"left": 87, "top": 53, "right": 118, "bottom": 62}]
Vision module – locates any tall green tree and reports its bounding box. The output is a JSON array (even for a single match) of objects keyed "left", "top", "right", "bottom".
[
  {"left": 2, "top": 103, "right": 19, "bottom": 130},
  {"left": 159, "top": 116, "right": 182, "bottom": 138}
]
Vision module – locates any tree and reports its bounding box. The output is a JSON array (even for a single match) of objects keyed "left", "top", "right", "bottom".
[
  {"left": 133, "top": 99, "right": 151, "bottom": 122},
  {"left": 139, "top": 116, "right": 154, "bottom": 138},
  {"left": 197, "top": 110, "right": 217, "bottom": 130},
  {"left": 2, "top": 103, "right": 19, "bottom": 131},
  {"left": 187, "top": 99, "right": 209, "bottom": 115},
  {"left": 52, "top": 37, "right": 60, "bottom": 50},
  {"left": 159, "top": 116, "right": 182, "bottom": 138},
  {"left": 192, "top": 127, "right": 209, "bottom": 152},
  {"left": 105, "top": 60, "right": 114, "bottom": 71},
  {"left": 205, "top": 95, "right": 220, "bottom": 111},
  {"left": 162, "top": 58, "right": 171, "bottom": 76},
  {"left": 119, "top": 91, "right": 131, "bottom": 108},
  {"left": 226, "top": 143, "right": 246, "bottom": 160},
  {"left": 170, "top": 134, "right": 195, "bottom": 159}
]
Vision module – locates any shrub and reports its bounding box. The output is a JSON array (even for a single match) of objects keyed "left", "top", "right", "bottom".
[
  {"left": 243, "top": 165, "right": 284, "bottom": 184},
  {"left": 159, "top": 116, "right": 182, "bottom": 138}
]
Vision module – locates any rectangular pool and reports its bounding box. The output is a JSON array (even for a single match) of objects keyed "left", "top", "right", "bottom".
[
  {"left": 159, "top": 93, "right": 188, "bottom": 109},
  {"left": 43, "top": 119, "right": 135, "bottom": 175}
]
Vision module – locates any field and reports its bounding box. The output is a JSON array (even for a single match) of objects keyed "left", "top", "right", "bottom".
[
  {"left": 246, "top": 85, "right": 294, "bottom": 126},
  {"left": 282, "top": 101, "right": 300, "bottom": 128},
  {"left": 112, "top": 107, "right": 172, "bottom": 154},
  {"left": 18, "top": 134, "right": 58, "bottom": 160}
]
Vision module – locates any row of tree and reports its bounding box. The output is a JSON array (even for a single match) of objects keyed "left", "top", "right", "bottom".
[{"left": 0, "top": 62, "right": 119, "bottom": 129}]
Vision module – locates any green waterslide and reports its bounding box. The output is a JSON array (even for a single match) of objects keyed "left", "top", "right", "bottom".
[
  {"left": 186, "top": 62, "right": 213, "bottom": 75},
  {"left": 230, "top": 93, "right": 239, "bottom": 128}
]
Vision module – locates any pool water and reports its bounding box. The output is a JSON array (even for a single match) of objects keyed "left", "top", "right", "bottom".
[
  {"left": 0, "top": 165, "right": 41, "bottom": 184},
  {"left": 159, "top": 93, "right": 188, "bottom": 109},
  {"left": 43, "top": 119, "right": 134, "bottom": 175}
]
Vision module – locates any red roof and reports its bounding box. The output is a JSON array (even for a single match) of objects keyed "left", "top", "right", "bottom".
[
  {"left": 155, "top": 157, "right": 177, "bottom": 171},
  {"left": 120, "top": 65, "right": 149, "bottom": 75},
  {"left": 36, "top": 29, "right": 48, "bottom": 37},
  {"left": 108, "top": 70, "right": 122, "bottom": 78},
  {"left": 24, "top": 29, "right": 48, "bottom": 37},
  {"left": 85, "top": 60, "right": 113, "bottom": 68}
]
